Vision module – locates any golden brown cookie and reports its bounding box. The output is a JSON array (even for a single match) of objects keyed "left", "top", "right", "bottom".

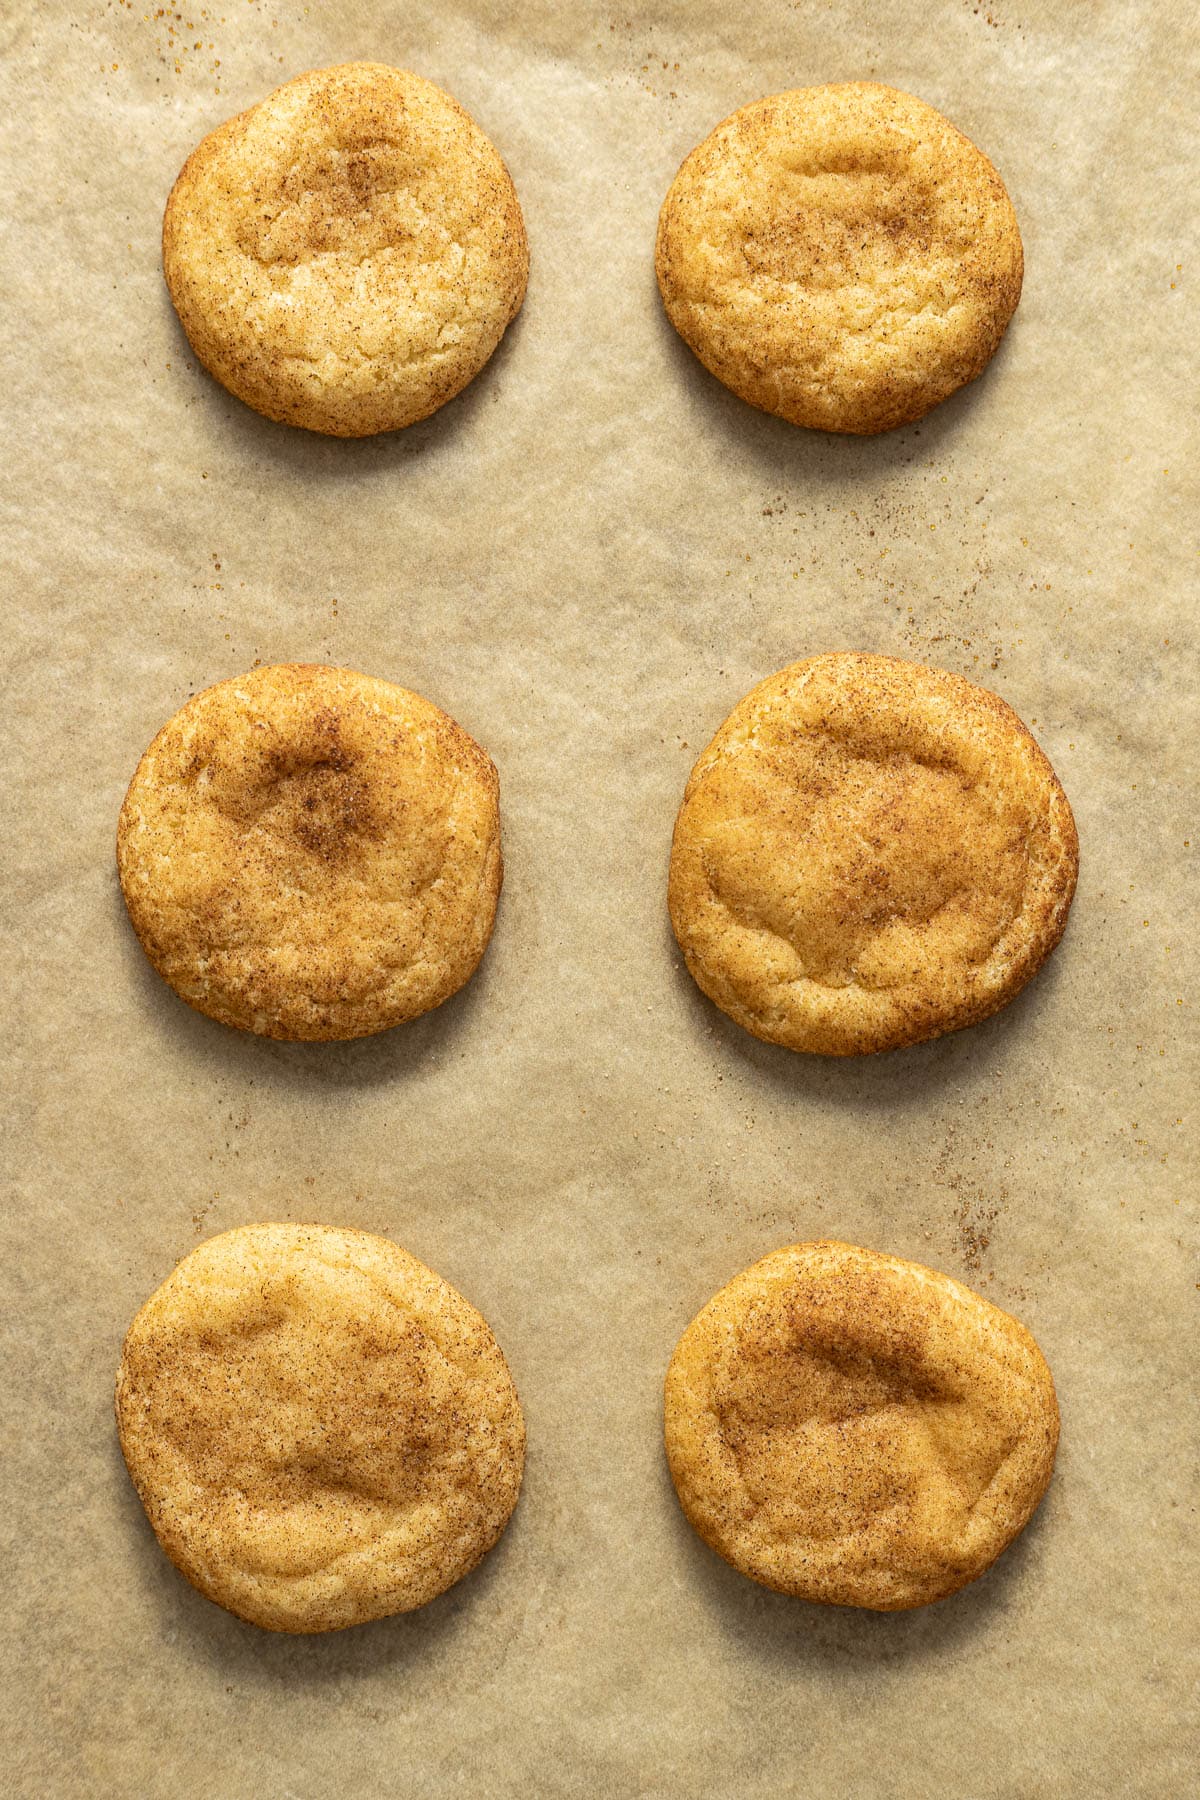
[
  {"left": 116, "top": 1223, "right": 525, "bottom": 1632},
  {"left": 655, "top": 84, "right": 1023, "bottom": 433},
  {"left": 117, "top": 663, "right": 502, "bottom": 1040},
  {"left": 664, "top": 1241, "right": 1059, "bottom": 1610},
  {"left": 668, "top": 652, "right": 1077, "bottom": 1055},
  {"left": 163, "top": 62, "right": 528, "bottom": 435}
]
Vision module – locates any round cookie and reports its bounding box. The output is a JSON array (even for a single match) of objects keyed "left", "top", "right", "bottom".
[
  {"left": 116, "top": 1223, "right": 525, "bottom": 1632},
  {"left": 668, "top": 652, "right": 1077, "bottom": 1055},
  {"left": 163, "top": 62, "right": 528, "bottom": 435},
  {"left": 117, "top": 663, "right": 502, "bottom": 1040},
  {"left": 655, "top": 83, "right": 1023, "bottom": 434},
  {"left": 664, "top": 1241, "right": 1059, "bottom": 1610}
]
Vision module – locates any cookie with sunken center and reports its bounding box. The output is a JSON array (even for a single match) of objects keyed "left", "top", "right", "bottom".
[
  {"left": 656, "top": 83, "right": 1022, "bottom": 433},
  {"left": 667, "top": 652, "right": 1077, "bottom": 1055},
  {"left": 117, "top": 663, "right": 502, "bottom": 1040},
  {"left": 664, "top": 1241, "right": 1059, "bottom": 1610},
  {"left": 116, "top": 1223, "right": 525, "bottom": 1632},
  {"left": 163, "top": 62, "right": 528, "bottom": 435}
]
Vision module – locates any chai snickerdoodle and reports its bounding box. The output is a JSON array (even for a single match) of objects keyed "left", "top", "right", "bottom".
[
  {"left": 116, "top": 1223, "right": 525, "bottom": 1632},
  {"left": 163, "top": 62, "right": 528, "bottom": 435},
  {"left": 656, "top": 84, "right": 1022, "bottom": 433},
  {"left": 664, "top": 1241, "right": 1059, "bottom": 1609},
  {"left": 117, "top": 663, "right": 502, "bottom": 1040},
  {"left": 668, "top": 652, "right": 1077, "bottom": 1056}
]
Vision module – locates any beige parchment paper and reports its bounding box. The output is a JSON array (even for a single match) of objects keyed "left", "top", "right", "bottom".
[{"left": 2, "top": 2, "right": 1197, "bottom": 1795}]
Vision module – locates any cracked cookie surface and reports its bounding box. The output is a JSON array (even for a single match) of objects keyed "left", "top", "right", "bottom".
[
  {"left": 668, "top": 652, "right": 1077, "bottom": 1055},
  {"left": 116, "top": 1223, "right": 525, "bottom": 1632},
  {"left": 163, "top": 62, "right": 528, "bottom": 435},
  {"left": 664, "top": 1241, "right": 1058, "bottom": 1609},
  {"left": 655, "top": 83, "right": 1022, "bottom": 433},
  {"left": 117, "top": 663, "right": 502, "bottom": 1040}
]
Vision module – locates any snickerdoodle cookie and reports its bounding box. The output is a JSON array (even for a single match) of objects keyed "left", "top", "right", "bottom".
[
  {"left": 116, "top": 1223, "right": 525, "bottom": 1632},
  {"left": 655, "top": 84, "right": 1022, "bottom": 433},
  {"left": 163, "top": 63, "right": 528, "bottom": 435},
  {"left": 117, "top": 663, "right": 501, "bottom": 1040},
  {"left": 664, "top": 1241, "right": 1058, "bottom": 1609},
  {"left": 668, "top": 652, "right": 1077, "bottom": 1055}
]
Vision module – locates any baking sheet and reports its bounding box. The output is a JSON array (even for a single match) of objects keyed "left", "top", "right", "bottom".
[{"left": 2, "top": 1, "right": 1196, "bottom": 1795}]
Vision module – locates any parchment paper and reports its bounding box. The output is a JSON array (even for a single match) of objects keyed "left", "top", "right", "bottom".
[{"left": 2, "top": 2, "right": 1196, "bottom": 1795}]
